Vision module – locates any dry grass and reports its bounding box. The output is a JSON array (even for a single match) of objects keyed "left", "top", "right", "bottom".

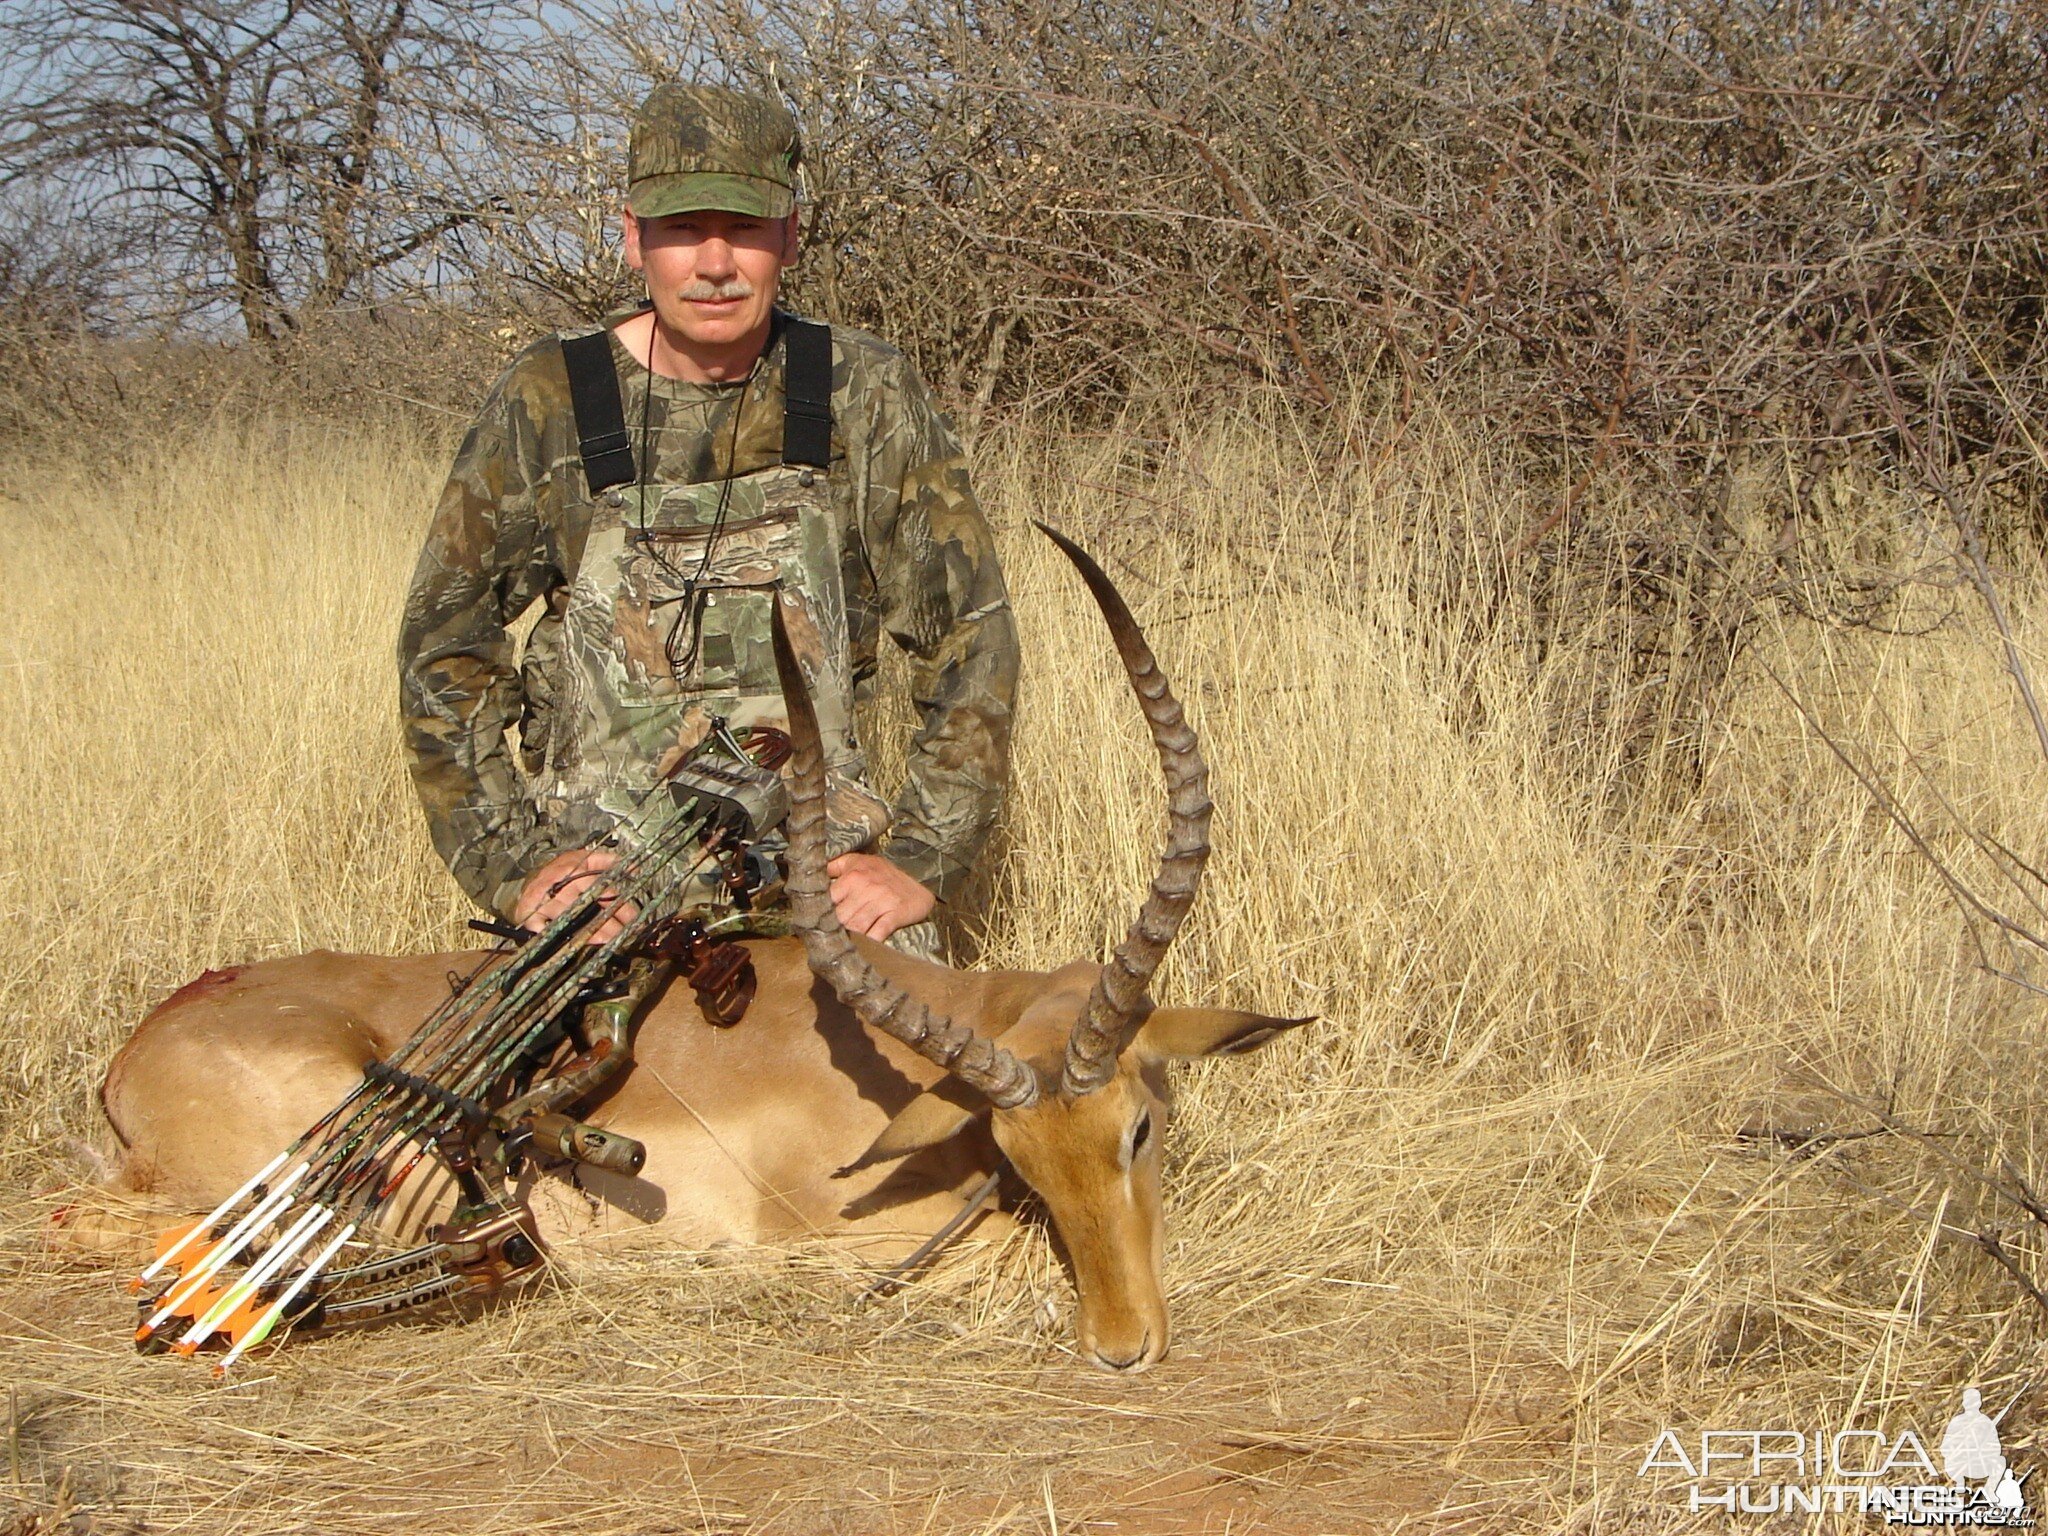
[{"left": 3, "top": 396, "right": 2048, "bottom": 1532}]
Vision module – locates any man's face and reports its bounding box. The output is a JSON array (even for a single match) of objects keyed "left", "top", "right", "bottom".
[{"left": 623, "top": 207, "right": 798, "bottom": 356}]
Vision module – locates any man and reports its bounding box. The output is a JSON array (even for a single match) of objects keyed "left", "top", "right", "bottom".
[{"left": 398, "top": 82, "right": 1018, "bottom": 952}]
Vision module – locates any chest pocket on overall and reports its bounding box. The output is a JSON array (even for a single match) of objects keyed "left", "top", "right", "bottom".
[{"left": 614, "top": 486, "right": 808, "bottom": 701}]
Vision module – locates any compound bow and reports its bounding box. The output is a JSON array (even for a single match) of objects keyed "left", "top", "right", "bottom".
[{"left": 129, "top": 721, "right": 791, "bottom": 1373}]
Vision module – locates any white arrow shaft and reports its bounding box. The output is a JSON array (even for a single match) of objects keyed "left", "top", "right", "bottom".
[
  {"left": 135, "top": 1150, "right": 291, "bottom": 1285},
  {"left": 216, "top": 1222, "right": 359, "bottom": 1372},
  {"left": 177, "top": 1204, "right": 333, "bottom": 1347},
  {"left": 144, "top": 1167, "right": 306, "bottom": 1331}
]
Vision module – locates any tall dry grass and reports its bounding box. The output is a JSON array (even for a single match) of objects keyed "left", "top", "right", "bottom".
[{"left": 1, "top": 396, "right": 2046, "bottom": 1531}]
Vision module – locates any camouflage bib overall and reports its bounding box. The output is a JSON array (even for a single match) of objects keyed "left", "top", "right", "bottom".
[{"left": 534, "top": 326, "right": 915, "bottom": 938}]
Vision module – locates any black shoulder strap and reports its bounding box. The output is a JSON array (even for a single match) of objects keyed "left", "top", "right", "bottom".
[
  {"left": 560, "top": 330, "right": 636, "bottom": 493},
  {"left": 781, "top": 318, "right": 833, "bottom": 469}
]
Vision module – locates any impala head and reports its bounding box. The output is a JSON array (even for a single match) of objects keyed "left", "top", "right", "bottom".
[
  {"left": 991, "top": 990, "right": 1303, "bottom": 1371},
  {"left": 772, "top": 525, "right": 1310, "bottom": 1372}
]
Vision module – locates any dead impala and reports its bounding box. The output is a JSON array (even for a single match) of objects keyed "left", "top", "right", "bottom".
[{"left": 79, "top": 527, "right": 1309, "bottom": 1372}]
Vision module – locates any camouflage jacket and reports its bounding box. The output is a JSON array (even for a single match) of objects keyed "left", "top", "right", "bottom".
[{"left": 398, "top": 313, "right": 1019, "bottom": 919}]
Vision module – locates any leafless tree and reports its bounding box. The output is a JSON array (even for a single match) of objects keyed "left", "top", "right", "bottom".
[{"left": 0, "top": 0, "right": 525, "bottom": 348}]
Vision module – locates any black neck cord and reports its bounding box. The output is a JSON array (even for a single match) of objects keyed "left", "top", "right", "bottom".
[{"left": 632, "top": 317, "right": 755, "bottom": 681}]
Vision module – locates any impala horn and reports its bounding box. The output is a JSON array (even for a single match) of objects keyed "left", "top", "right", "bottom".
[
  {"left": 772, "top": 595, "right": 1041, "bottom": 1110},
  {"left": 1033, "top": 522, "right": 1214, "bottom": 1098}
]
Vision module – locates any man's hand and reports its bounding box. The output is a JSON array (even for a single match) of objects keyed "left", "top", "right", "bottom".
[
  {"left": 513, "top": 848, "right": 639, "bottom": 944},
  {"left": 827, "top": 853, "right": 936, "bottom": 941}
]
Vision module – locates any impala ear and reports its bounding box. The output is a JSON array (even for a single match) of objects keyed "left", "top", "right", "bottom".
[
  {"left": 1134, "top": 1008, "right": 1316, "bottom": 1061},
  {"left": 835, "top": 1089, "right": 986, "bottom": 1177}
]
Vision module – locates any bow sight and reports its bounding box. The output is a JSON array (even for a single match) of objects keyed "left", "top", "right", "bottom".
[{"left": 128, "top": 722, "right": 791, "bottom": 1371}]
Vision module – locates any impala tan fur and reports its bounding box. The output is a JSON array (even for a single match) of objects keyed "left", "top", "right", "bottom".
[{"left": 80, "top": 527, "right": 1308, "bottom": 1372}]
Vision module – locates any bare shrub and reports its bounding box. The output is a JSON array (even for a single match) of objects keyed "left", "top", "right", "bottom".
[{"left": 595, "top": 0, "right": 2044, "bottom": 501}]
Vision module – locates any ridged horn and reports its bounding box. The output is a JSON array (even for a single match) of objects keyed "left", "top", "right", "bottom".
[
  {"left": 771, "top": 595, "right": 1041, "bottom": 1110},
  {"left": 1034, "top": 522, "right": 1214, "bottom": 1098}
]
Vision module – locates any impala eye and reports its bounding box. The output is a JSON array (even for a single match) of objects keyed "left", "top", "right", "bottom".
[{"left": 1128, "top": 1110, "right": 1154, "bottom": 1161}]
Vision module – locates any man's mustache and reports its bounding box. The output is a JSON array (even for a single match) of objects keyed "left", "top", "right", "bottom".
[{"left": 675, "top": 276, "right": 755, "bottom": 301}]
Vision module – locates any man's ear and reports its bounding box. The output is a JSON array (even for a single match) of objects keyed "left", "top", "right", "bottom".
[
  {"left": 780, "top": 209, "right": 802, "bottom": 261},
  {"left": 622, "top": 207, "right": 646, "bottom": 271},
  {"left": 834, "top": 1088, "right": 985, "bottom": 1177},
  {"left": 1133, "top": 1008, "right": 1316, "bottom": 1061}
]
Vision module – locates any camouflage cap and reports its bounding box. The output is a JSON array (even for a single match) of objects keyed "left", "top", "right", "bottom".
[{"left": 628, "top": 83, "right": 801, "bottom": 220}]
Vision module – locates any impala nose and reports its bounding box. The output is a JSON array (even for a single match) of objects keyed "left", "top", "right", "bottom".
[{"left": 1090, "top": 1333, "right": 1156, "bottom": 1372}]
